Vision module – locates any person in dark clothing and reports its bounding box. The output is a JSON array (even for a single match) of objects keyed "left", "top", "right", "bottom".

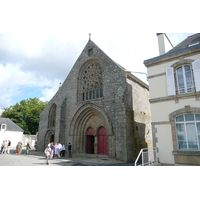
[
  {"left": 68, "top": 143, "right": 72, "bottom": 158},
  {"left": 7, "top": 140, "right": 11, "bottom": 154}
]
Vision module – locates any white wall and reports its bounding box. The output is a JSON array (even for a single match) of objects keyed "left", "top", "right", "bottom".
[
  {"left": 156, "top": 124, "right": 175, "bottom": 164},
  {"left": 147, "top": 53, "right": 200, "bottom": 165},
  {"left": 0, "top": 131, "right": 23, "bottom": 148}
]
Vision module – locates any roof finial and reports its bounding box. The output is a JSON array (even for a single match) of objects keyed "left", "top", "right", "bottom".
[{"left": 89, "top": 33, "right": 91, "bottom": 40}]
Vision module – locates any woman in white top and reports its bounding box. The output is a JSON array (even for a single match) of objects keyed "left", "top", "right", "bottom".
[{"left": 44, "top": 145, "right": 51, "bottom": 165}]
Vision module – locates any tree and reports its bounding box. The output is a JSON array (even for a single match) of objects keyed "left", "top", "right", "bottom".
[{"left": 1, "top": 98, "right": 48, "bottom": 135}]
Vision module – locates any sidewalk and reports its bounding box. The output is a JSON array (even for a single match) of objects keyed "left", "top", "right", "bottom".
[
  {"left": 4, "top": 148, "right": 134, "bottom": 166},
  {"left": 30, "top": 150, "right": 134, "bottom": 166}
]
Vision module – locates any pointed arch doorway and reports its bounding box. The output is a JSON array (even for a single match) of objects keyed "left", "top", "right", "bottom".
[
  {"left": 98, "top": 126, "right": 107, "bottom": 155},
  {"left": 86, "top": 127, "right": 94, "bottom": 154},
  {"left": 50, "top": 134, "right": 54, "bottom": 143}
]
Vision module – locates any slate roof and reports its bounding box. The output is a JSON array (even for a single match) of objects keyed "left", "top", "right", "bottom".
[
  {"left": 0, "top": 118, "right": 24, "bottom": 132},
  {"left": 144, "top": 33, "right": 200, "bottom": 64},
  {"left": 167, "top": 33, "right": 200, "bottom": 54}
]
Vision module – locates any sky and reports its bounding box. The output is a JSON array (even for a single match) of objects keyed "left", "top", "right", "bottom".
[{"left": 0, "top": 1, "right": 198, "bottom": 114}]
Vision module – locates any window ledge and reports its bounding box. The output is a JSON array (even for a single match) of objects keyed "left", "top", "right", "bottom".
[
  {"left": 150, "top": 91, "right": 200, "bottom": 103},
  {"left": 173, "top": 150, "right": 200, "bottom": 156}
]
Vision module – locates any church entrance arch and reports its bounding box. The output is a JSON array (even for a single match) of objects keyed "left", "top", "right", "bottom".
[
  {"left": 44, "top": 130, "right": 54, "bottom": 149},
  {"left": 69, "top": 103, "right": 113, "bottom": 155},
  {"left": 98, "top": 126, "right": 107, "bottom": 155},
  {"left": 86, "top": 127, "right": 94, "bottom": 154}
]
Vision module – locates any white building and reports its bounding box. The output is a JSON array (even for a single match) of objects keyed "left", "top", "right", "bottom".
[
  {"left": 0, "top": 118, "right": 24, "bottom": 147},
  {"left": 144, "top": 33, "right": 200, "bottom": 165}
]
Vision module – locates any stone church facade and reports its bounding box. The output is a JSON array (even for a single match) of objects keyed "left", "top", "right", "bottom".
[{"left": 38, "top": 38, "right": 152, "bottom": 162}]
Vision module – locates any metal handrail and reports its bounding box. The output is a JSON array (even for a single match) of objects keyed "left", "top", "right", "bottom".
[{"left": 134, "top": 147, "right": 158, "bottom": 166}]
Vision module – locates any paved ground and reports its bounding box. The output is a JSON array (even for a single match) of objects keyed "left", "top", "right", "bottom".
[{"left": 0, "top": 148, "right": 134, "bottom": 166}]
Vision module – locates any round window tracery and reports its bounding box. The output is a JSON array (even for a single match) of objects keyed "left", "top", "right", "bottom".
[{"left": 81, "top": 62, "right": 103, "bottom": 101}]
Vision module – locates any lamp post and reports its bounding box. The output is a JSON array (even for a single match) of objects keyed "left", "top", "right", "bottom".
[{"left": 125, "top": 71, "right": 148, "bottom": 81}]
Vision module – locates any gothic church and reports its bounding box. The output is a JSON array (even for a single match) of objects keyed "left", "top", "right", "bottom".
[{"left": 38, "top": 38, "right": 152, "bottom": 162}]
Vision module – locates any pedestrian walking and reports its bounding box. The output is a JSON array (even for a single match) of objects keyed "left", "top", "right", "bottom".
[
  {"left": 7, "top": 140, "right": 11, "bottom": 154},
  {"left": 54, "top": 143, "right": 60, "bottom": 158},
  {"left": 60, "top": 143, "right": 66, "bottom": 157},
  {"left": 50, "top": 143, "right": 54, "bottom": 159},
  {"left": 16, "top": 142, "right": 21, "bottom": 155},
  {"left": 68, "top": 143, "right": 72, "bottom": 158},
  {"left": 25, "top": 142, "right": 31, "bottom": 154},
  {"left": 58, "top": 142, "right": 62, "bottom": 157},
  {"left": 19, "top": 142, "right": 23, "bottom": 154},
  {"left": 1, "top": 140, "right": 8, "bottom": 154},
  {"left": 44, "top": 145, "right": 51, "bottom": 165},
  {"left": 1, "top": 140, "right": 4, "bottom": 153}
]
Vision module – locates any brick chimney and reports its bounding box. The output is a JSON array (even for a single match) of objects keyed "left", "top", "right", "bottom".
[{"left": 157, "top": 33, "right": 173, "bottom": 55}]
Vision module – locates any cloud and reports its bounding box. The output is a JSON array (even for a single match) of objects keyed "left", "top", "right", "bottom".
[
  {"left": 0, "top": 34, "right": 82, "bottom": 109},
  {"left": 39, "top": 81, "right": 61, "bottom": 102},
  {"left": 0, "top": 32, "right": 196, "bottom": 111},
  {"left": 0, "top": 62, "right": 62, "bottom": 109}
]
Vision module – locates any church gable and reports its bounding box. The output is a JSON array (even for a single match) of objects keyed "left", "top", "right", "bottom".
[{"left": 54, "top": 38, "right": 128, "bottom": 107}]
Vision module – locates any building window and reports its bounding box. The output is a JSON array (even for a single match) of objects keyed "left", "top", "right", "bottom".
[
  {"left": 0, "top": 124, "right": 6, "bottom": 132},
  {"left": 88, "top": 49, "right": 93, "bottom": 56},
  {"left": 48, "top": 104, "right": 56, "bottom": 128},
  {"left": 166, "top": 59, "right": 200, "bottom": 96},
  {"left": 81, "top": 62, "right": 103, "bottom": 101},
  {"left": 176, "top": 65, "right": 194, "bottom": 94},
  {"left": 175, "top": 114, "right": 200, "bottom": 150}
]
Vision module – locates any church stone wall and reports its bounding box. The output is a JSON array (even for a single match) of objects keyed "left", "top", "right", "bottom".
[{"left": 127, "top": 78, "right": 153, "bottom": 152}]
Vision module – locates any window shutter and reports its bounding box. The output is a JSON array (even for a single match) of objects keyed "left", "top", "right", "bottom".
[
  {"left": 192, "top": 59, "right": 200, "bottom": 92},
  {"left": 166, "top": 67, "right": 175, "bottom": 95}
]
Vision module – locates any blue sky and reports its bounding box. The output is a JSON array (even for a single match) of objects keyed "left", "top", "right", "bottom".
[{"left": 0, "top": 1, "right": 198, "bottom": 114}]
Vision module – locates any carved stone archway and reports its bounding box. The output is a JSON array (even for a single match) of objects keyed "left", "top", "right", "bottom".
[
  {"left": 69, "top": 103, "right": 113, "bottom": 155},
  {"left": 44, "top": 130, "right": 54, "bottom": 150}
]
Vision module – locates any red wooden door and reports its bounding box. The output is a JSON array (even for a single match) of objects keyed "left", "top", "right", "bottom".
[
  {"left": 86, "top": 127, "right": 94, "bottom": 154},
  {"left": 98, "top": 127, "right": 107, "bottom": 155}
]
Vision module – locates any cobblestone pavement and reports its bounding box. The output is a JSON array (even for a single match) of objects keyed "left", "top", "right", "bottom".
[{"left": 0, "top": 148, "right": 134, "bottom": 166}]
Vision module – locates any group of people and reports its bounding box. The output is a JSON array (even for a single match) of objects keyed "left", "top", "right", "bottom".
[
  {"left": 17, "top": 142, "right": 32, "bottom": 155},
  {"left": 44, "top": 142, "right": 72, "bottom": 165},
  {"left": 1, "top": 140, "right": 31, "bottom": 155},
  {"left": 0, "top": 140, "right": 11, "bottom": 154},
  {"left": 16, "top": 141, "right": 31, "bottom": 155}
]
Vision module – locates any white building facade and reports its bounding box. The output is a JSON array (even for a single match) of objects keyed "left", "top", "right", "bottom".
[
  {"left": 144, "top": 33, "right": 200, "bottom": 165},
  {"left": 0, "top": 118, "right": 24, "bottom": 147}
]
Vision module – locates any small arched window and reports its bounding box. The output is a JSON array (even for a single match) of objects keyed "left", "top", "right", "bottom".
[
  {"left": 81, "top": 61, "right": 103, "bottom": 101},
  {"left": 48, "top": 104, "right": 56, "bottom": 128}
]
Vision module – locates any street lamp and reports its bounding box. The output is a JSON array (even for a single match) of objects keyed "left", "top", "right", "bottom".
[{"left": 124, "top": 71, "right": 148, "bottom": 81}]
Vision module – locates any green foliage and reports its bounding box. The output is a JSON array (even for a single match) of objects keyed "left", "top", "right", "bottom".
[{"left": 1, "top": 98, "right": 48, "bottom": 135}]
